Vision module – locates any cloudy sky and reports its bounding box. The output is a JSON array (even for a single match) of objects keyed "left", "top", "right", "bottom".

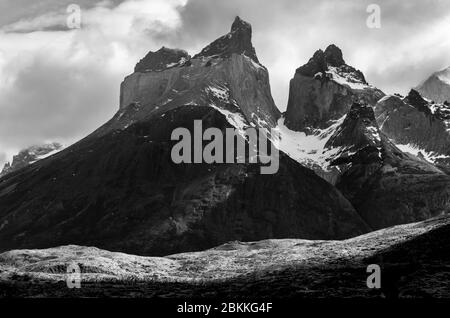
[{"left": 1, "top": 0, "right": 450, "bottom": 167}]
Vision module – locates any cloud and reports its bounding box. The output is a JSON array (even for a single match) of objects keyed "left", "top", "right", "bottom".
[
  {"left": 175, "top": 0, "right": 450, "bottom": 108},
  {"left": 0, "top": 0, "right": 187, "bottom": 168}
]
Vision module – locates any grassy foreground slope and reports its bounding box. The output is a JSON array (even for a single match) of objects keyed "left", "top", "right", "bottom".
[{"left": 0, "top": 215, "right": 449, "bottom": 298}]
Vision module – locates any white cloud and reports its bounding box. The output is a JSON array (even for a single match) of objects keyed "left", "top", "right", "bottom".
[{"left": 0, "top": 0, "right": 187, "bottom": 168}]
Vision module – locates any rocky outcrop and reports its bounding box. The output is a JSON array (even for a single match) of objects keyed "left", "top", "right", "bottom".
[
  {"left": 113, "top": 16, "right": 279, "bottom": 136},
  {"left": 416, "top": 66, "right": 450, "bottom": 104},
  {"left": 0, "top": 18, "right": 370, "bottom": 256},
  {"left": 272, "top": 45, "right": 384, "bottom": 183},
  {"left": 0, "top": 106, "right": 369, "bottom": 255},
  {"left": 0, "top": 143, "right": 63, "bottom": 178},
  {"left": 193, "top": 16, "right": 259, "bottom": 63},
  {"left": 284, "top": 45, "right": 384, "bottom": 131},
  {"left": 374, "top": 90, "right": 450, "bottom": 168},
  {"left": 327, "top": 102, "right": 450, "bottom": 229},
  {"left": 134, "top": 47, "right": 190, "bottom": 73}
]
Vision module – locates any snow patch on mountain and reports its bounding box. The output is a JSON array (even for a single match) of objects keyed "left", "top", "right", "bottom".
[
  {"left": 272, "top": 116, "right": 346, "bottom": 169},
  {"left": 326, "top": 66, "right": 371, "bottom": 90},
  {"left": 395, "top": 143, "right": 450, "bottom": 163},
  {"left": 209, "top": 103, "right": 249, "bottom": 135}
]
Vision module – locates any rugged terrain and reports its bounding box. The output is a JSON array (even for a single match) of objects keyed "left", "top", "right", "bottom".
[
  {"left": 0, "top": 143, "right": 63, "bottom": 178},
  {"left": 276, "top": 45, "right": 384, "bottom": 183},
  {"left": 1, "top": 215, "right": 449, "bottom": 298},
  {"left": 0, "top": 18, "right": 370, "bottom": 256},
  {"left": 325, "top": 102, "right": 450, "bottom": 229},
  {"left": 284, "top": 44, "right": 384, "bottom": 131},
  {"left": 374, "top": 90, "right": 450, "bottom": 169},
  {"left": 0, "top": 17, "right": 449, "bottom": 299},
  {"left": 417, "top": 66, "right": 450, "bottom": 104}
]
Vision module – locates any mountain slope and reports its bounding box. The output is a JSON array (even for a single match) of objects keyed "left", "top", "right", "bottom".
[
  {"left": 0, "top": 143, "right": 63, "bottom": 178},
  {"left": 375, "top": 90, "right": 450, "bottom": 169},
  {"left": 327, "top": 102, "right": 450, "bottom": 229},
  {"left": 0, "top": 18, "right": 369, "bottom": 256},
  {"left": 2, "top": 215, "right": 449, "bottom": 298},
  {"left": 96, "top": 16, "right": 280, "bottom": 139},
  {"left": 416, "top": 66, "right": 450, "bottom": 104}
]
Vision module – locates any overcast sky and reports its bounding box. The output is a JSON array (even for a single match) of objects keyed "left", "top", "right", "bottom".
[{"left": 1, "top": 0, "right": 450, "bottom": 167}]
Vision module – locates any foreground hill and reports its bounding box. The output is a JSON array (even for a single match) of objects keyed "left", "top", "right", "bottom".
[{"left": 1, "top": 215, "right": 449, "bottom": 298}]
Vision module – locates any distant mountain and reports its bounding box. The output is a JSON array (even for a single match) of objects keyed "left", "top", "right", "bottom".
[
  {"left": 0, "top": 143, "right": 63, "bottom": 178},
  {"left": 275, "top": 54, "right": 450, "bottom": 230},
  {"left": 0, "top": 17, "right": 369, "bottom": 256},
  {"left": 325, "top": 102, "right": 450, "bottom": 230},
  {"left": 374, "top": 89, "right": 450, "bottom": 169},
  {"left": 416, "top": 66, "right": 450, "bottom": 104}
]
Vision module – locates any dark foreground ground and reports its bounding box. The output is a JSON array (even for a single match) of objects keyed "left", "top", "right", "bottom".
[{"left": 0, "top": 215, "right": 449, "bottom": 298}]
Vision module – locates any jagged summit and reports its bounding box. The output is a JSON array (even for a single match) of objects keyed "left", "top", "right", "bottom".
[
  {"left": 296, "top": 44, "right": 366, "bottom": 84},
  {"left": 324, "top": 44, "right": 345, "bottom": 67},
  {"left": 284, "top": 44, "right": 382, "bottom": 131},
  {"left": 416, "top": 66, "right": 450, "bottom": 104},
  {"left": 134, "top": 47, "right": 190, "bottom": 73},
  {"left": 296, "top": 44, "right": 346, "bottom": 77},
  {"left": 193, "top": 16, "right": 259, "bottom": 63},
  {"left": 231, "top": 16, "right": 251, "bottom": 32},
  {"left": 404, "top": 89, "right": 432, "bottom": 115},
  {"left": 326, "top": 102, "right": 382, "bottom": 164}
]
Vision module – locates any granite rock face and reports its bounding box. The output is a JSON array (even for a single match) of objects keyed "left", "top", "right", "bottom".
[
  {"left": 0, "top": 106, "right": 369, "bottom": 255},
  {"left": 0, "top": 18, "right": 370, "bottom": 256},
  {"left": 327, "top": 102, "right": 450, "bottom": 229},
  {"left": 374, "top": 90, "right": 450, "bottom": 169},
  {"left": 115, "top": 16, "right": 279, "bottom": 136},
  {"left": 416, "top": 66, "right": 450, "bottom": 104},
  {"left": 134, "top": 47, "right": 190, "bottom": 73},
  {"left": 193, "top": 16, "right": 259, "bottom": 63},
  {"left": 284, "top": 45, "right": 384, "bottom": 131}
]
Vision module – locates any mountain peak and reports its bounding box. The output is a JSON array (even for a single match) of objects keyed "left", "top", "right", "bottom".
[
  {"left": 404, "top": 89, "right": 431, "bottom": 115},
  {"left": 231, "top": 16, "right": 250, "bottom": 32},
  {"left": 416, "top": 66, "right": 450, "bottom": 103},
  {"left": 324, "top": 44, "right": 345, "bottom": 67},
  {"left": 296, "top": 44, "right": 347, "bottom": 77},
  {"left": 193, "top": 16, "right": 259, "bottom": 63},
  {"left": 326, "top": 102, "right": 382, "bottom": 166},
  {"left": 134, "top": 47, "right": 190, "bottom": 73}
]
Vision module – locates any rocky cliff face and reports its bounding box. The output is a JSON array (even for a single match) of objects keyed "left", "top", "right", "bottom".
[
  {"left": 0, "top": 143, "right": 63, "bottom": 178},
  {"left": 111, "top": 16, "right": 279, "bottom": 139},
  {"left": 374, "top": 90, "right": 450, "bottom": 169},
  {"left": 0, "top": 18, "right": 370, "bottom": 256},
  {"left": 327, "top": 102, "right": 450, "bottom": 230},
  {"left": 284, "top": 45, "right": 384, "bottom": 131},
  {"left": 273, "top": 46, "right": 384, "bottom": 183},
  {"left": 416, "top": 66, "right": 450, "bottom": 104},
  {"left": 0, "top": 106, "right": 369, "bottom": 255}
]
